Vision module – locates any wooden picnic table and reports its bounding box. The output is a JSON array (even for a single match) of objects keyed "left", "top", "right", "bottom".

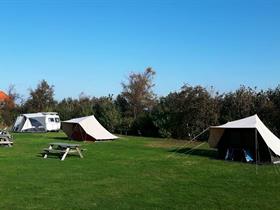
[
  {"left": 0, "top": 136, "right": 13, "bottom": 147},
  {"left": 0, "top": 130, "right": 13, "bottom": 147},
  {"left": 43, "top": 142, "right": 84, "bottom": 161}
]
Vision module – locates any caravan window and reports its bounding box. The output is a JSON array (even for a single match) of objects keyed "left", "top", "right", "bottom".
[
  {"left": 55, "top": 118, "right": 60, "bottom": 123},
  {"left": 29, "top": 118, "right": 43, "bottom": 127},
  {"left": 48, "top": 118, "right": 55, "bottom": 122}
]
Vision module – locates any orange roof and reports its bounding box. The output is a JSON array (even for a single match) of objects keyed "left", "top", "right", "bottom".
[{"left": 0, "top": 91, "right": 10, "bottom": 101}]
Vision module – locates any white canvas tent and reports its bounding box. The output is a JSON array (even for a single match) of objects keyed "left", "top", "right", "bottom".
[
  {"left": 61, "top": 115, "right": 118, "bottom": 141},
  {"left": 13, "top": 112, "right": 61, "bottom": 132},
  {"left": 208, "top": 114, "right": 280, "bottom": 163}
]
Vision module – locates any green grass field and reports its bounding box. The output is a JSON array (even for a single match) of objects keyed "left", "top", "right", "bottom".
[{"left": 0, "top": 132, "right": 279, "bottom": 210}]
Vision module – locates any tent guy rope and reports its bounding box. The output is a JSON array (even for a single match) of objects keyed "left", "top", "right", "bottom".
[{"left": 166, "top": 127, "right": 209, "bottom": 159}]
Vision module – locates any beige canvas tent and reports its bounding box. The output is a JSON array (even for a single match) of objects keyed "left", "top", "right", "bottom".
[
  {"left": 208, "top": 115, "right": 280, "bottom": 164},
  {"left": 61, "top": 115, "right": 118, "bottom": 141}
]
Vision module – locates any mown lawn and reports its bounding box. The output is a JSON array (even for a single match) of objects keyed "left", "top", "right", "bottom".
[{"left": 0, "top": 132, "right": 279, "bottom": 210}]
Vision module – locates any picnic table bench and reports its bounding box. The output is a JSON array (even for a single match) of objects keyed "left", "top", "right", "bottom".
[
  {"left": 42, "top": 142, "right": 84, "bottom": 161},
  {"left": 0, "top": 131, "right": 13, "bottom": 147}
]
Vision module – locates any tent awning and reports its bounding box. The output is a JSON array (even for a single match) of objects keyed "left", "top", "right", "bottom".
[{"left": 208, "top": 115, "right": 280, "bottom": 156}]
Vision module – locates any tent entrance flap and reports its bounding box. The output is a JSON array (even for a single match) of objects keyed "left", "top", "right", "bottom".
[
  {"left": 208, "top": 115, "right": 280, "bottom": 163},
  {"left": 68, "top": 123, "right": 95, "bottom": 141},
  {"left": 217, "top": 128, "right": 272, "bottom": 163}
]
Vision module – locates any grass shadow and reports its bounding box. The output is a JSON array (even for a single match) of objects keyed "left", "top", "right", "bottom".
[
  {"left": 36, "top": 153, "right": 82, "bottom": 160},
  {"left": 169, "top": 147, "right": 218, "bottom": 159},
  {"left": 36, "top": 153, "right": 60, "bottom": 159},
  {"left": 52, "top": 137, "right": 69, "bottom": 141}
]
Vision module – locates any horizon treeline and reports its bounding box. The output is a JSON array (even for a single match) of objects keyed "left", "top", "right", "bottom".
[{"left": 1, "top": 68, "right": 280, "bottom": 140}]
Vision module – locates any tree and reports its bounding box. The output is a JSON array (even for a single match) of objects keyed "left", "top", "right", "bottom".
[
  {"left": 0, "top": 85, "right": 20, "bottom": 126},
  {"left": 55, "top": 98, "right": 78, "bottom": 121},
  {"left": 152, "top": 85, "right": 219, "bottom": 139},
  {"left": 24, "top": 80, "right": 56, "bottom": 112},
  {"left": 219, "top": 86, "right": 257, "bottom": 124},
  {"left": 265, "top": 86, "right": 280, "bottom": 136},
  {"left": 77, "top": 93, "right": 95, "bottom": 117},
  {"left": 55, "top": 94, "right": 95, "bottom": 121},
  {"left": 115, "top": 94, "right": 130, "bottom": 116},
  {"left": 7, "top": 84, "right": 22, "bottom": 105},
  {"left": 121, "top": 67, "right": 156, "bottom": 119},
  {"left": 93, "top": 95, "right": 121, "bottom": 132}
]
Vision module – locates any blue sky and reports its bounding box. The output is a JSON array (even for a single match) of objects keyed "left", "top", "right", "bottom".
[{"left": 0, "top": 0, "right": 279, "bottom": 99}]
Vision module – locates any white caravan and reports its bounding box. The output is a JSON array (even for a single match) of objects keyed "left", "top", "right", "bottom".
[{"left": 13, "top": 112, "right": 61, "bottom": 132}]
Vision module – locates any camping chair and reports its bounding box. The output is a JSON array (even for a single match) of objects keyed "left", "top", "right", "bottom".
[{"left": 243, "top": 149, "right": 254, "bottom": 163}]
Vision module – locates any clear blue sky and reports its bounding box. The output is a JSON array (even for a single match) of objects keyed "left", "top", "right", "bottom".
[{"left": 0, "top": 0, "right": 279, "bottom": 100}]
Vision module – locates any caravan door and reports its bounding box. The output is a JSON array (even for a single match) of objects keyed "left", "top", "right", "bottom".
[
  {"left": 46, "top": 117, "right": 55, "bottom": 131},
  {"left": 46, "top": 116, "right": 61, "bottom": 131}
]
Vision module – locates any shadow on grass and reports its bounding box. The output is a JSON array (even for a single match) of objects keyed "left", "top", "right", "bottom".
[
  {"left": 36, "top": 153, "right": 82, "bottom": 160},
  {"left": 36, "top": 153, "right": 60, "bottom": 159},
  {"left": 52, "top": 137, "right": 69, "bottom": 141},
  {"left": 169, "top": 147, "right": 218, "bottom": 159}
]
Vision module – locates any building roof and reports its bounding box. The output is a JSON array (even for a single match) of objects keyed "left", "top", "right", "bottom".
[{"left": 0, "top": 91, "right": 10, "bottom": 101}]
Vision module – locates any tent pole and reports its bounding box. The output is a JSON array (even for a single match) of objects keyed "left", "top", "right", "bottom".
[
  {"left": 80, "top": 126, "right": 85, "bottom": 141},
  {"left": 255, "top": 128, "right": 258, "bottom": 174}
]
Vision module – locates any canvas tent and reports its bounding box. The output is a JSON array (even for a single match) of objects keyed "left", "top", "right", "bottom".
[
  {"left": 13, "top": 112, "right": 61, "bottom": 132},
  {"left": 61, "top": 115, "right": 118, "bottom": 141},
  {"left": 208, "top": 115, "right": 280, "bottom": 164}
]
